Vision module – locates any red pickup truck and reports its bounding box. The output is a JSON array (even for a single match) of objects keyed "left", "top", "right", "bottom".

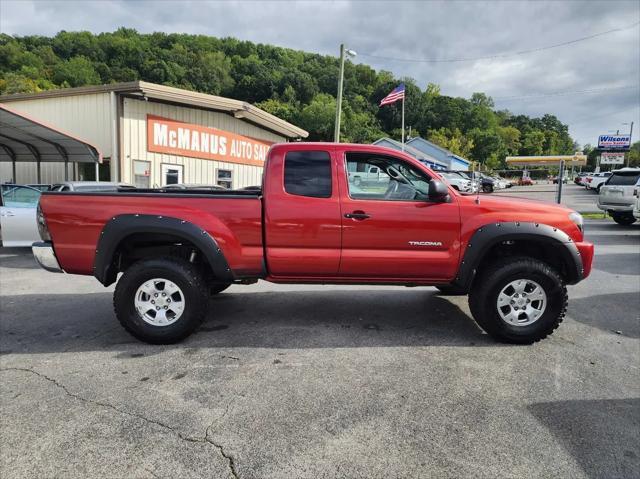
[{"left": 33, "top": 143, "right": 593, "bottom": 345}]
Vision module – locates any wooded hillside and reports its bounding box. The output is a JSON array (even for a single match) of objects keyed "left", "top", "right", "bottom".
[{"left": 0, "top": 28, "right": 579, "bottom": 168}]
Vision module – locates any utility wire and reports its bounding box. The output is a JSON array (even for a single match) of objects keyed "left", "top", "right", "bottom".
[
  {"left": 493, "top": 84, "right": 640, "bottom": 101},
  {"left": 358, "top": 21, "right": 640, "bottom": 63},
  {"left": 569, "top": 104, "right": 640, "bottom": 127}
]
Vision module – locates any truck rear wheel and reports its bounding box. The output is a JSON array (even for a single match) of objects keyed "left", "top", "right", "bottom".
[
  {"left": 114, "top": 258, "right": 208, "bottom": 344},
  {"left": 468, "top": 257, "right": 567, "bottom": 344}
]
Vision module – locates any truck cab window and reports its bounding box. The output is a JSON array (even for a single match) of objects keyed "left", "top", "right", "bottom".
[
  {"left": 346, "top": 153, "right": 431, "bottom": 201},
  {"left": 284, "top": 151, "right": 332, "bottom": 198}
]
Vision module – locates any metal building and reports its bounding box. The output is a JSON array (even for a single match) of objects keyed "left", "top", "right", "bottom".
[{"left": 0, "top": 81, "right": 308, "bottom": 188}]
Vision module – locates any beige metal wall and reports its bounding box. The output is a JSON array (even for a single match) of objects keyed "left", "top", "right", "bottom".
[
  {"left": 0, "top": 162, "right": 74, "bottom": 184},
  {"left": 1, "top": 93, "right": 113, "bottom": 184},
  {"left": 122, "top": 98, "right": 285, "bottom": 188}
]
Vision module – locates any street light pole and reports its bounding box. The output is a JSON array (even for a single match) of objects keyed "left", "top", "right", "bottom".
[
  {"left": 627, "top": 121, "right": 634, "bottom": 167},
  {"left": 334, "top": 44, "right": 356, "bottom": 143},
  {"left": 334, "top": 44, "right": 346, "bottom": 143}
]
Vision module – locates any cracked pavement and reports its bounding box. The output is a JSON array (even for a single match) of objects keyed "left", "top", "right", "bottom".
[{"left": 1, "top": 217, "right": 639, "bottom": 478}]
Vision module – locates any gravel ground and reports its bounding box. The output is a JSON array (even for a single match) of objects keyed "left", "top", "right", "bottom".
[{"left": 1, "top": 219, "right": 638, "bottom": 479}]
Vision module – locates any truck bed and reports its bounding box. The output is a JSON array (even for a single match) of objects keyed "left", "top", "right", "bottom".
[{"left": 40, "top": 190, "right": 264, "bottom": 277}]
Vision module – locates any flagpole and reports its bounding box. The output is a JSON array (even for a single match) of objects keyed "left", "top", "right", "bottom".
[{"left": 401, "top": 96, "right": 405, "bottom": 151}]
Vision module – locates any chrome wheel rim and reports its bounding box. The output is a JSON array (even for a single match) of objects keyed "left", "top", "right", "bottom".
[
  {"left": 134, "top": 278, "right": 185, "bottom": 326},
  {"left": 497, "top": 279, "right": 547, "bottom": 326}
]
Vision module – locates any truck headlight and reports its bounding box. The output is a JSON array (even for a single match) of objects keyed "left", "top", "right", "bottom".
[{"left": 569, "top": 212, "right": 583, "bottom": 232}]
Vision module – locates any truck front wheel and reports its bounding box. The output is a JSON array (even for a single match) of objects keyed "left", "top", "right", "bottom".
[
  {"left": 468, "top": 257, "right": 567, "bottom": 344},
  {"left": 114, "top": 258, "right": 208, "bottom": 344}
]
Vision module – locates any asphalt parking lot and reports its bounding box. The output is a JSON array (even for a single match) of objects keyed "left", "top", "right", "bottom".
[{"left": 1, "top": 217, "right": 639, "bottom": 478}]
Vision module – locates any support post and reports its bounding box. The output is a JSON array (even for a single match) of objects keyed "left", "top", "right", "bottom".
[
  {"left": 37, "top": 158, "right": 41, "bottom": 184},
  {"left": 64, "top": 159, "right": 69, "bottom": 181},
  {"left": 401, "top": 97, "right": 405, "bottom": 151},
  {"left": 556, "top": 159, "right": 565, "bottom": 204},
  {"left": 95, "top": 162, "right": 100, "bottom": 182},
  {"left": 12, "top": 159, "right": 16, "bottom": 183}
]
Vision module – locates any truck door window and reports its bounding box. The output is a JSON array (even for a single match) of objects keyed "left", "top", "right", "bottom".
[
  {"left": 284, "top": 151, "right": 332, "bottom": 198},
  {"left": 346, "top": 153, "right": 430, "bottom": 201}
]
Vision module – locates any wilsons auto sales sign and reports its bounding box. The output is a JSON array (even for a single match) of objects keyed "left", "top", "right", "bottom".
[
  {"left": 147, "top": 115, "right": 273, "bottom": 166},
  {"left": 598, "top": 134, "right": 631, "bottom": 150}
]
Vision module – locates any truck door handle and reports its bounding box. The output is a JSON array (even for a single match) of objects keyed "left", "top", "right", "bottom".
[
  {"left": 344, "top": 211, "right": 370, "bottom": 220},
  {"left": 0, "top": 211, "right": 15, "bottom": 217}
]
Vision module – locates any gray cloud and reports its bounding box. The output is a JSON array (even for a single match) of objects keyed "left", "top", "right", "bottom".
[{"left": 1, "top": 0, "right": 639, "bottom": 146}]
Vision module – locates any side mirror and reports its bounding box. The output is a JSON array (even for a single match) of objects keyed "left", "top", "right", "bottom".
[{"left": 428, "top": 180, "right": 450, "bottom": 203}]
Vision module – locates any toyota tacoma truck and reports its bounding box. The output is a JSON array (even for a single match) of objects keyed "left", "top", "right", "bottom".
[{"left": 33, "top": 143, "right": 594, "bottom": 345}]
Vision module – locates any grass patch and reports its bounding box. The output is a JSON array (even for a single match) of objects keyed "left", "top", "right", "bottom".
[{"left": 580, "top": 212, "right": 610, "bottom": 220}]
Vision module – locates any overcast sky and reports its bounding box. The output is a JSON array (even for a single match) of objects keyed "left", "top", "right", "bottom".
[{"left": 2, "top": 0, "right": 639, "bottom": 147}]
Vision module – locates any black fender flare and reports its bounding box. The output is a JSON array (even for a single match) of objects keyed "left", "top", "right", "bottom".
[
  {"left": 452, "top": 222, "right": 584, "bottom": 291},
  {"left": 93, "top": 214, "right": 233, "bottom": 286}
]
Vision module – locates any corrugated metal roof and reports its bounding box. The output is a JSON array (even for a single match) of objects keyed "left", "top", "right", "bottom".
[
  {"left": 0, "top": 103, "right": 101, "bottom": 163},
  {"left": 0, "top": 81, "right": 308, "bottom": 139}
]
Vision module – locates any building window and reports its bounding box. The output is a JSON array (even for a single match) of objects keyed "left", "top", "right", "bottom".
[
  {"left": 216, "top": 169, "right": 233, "bottom": 189},
  {"left": 133, "top": 160, "right": 151, "bottom": 188},
  {"left": 161, "top": 163, "right": 183, "bottom": 186},
  {"left": 283, "top": 151, "right": 332, "bottom": 198}
]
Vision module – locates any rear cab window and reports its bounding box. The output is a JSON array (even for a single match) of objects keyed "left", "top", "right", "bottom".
[{"left": 284, "top": 151, "right": 332, "bottom": 198}]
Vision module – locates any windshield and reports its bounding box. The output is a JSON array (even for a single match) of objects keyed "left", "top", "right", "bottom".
[{"left": 607, "top": 171, "right": 640, "bottom": 186}]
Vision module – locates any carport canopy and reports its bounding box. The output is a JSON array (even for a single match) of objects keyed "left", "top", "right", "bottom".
[{"left": 0, "top": 103, "right": 101, "bottom": 183}]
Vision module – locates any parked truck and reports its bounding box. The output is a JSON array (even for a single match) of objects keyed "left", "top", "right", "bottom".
[{"left": 33, "top": 143, "right": 594, "bottom": 345}]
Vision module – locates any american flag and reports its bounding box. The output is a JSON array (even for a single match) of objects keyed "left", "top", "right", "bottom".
[{"left": 379, "top": 83, "right": 405, "bottom": 106}]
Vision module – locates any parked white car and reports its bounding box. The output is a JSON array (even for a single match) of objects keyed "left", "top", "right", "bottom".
[
  {"left": 347, "top": 164, "right": 389, "bottom": 187},
  {"left": 585, "top": 172, "right": 612, "bottom": 192},
  {"left": 597, "top": 168, "right": 640, "bottom": 225},
  {"left": 632, "top": 178, "right": 640, "bottom": 220},
  {"left": 0, "top": 184, "right": 41, "bottom": 247},
  {"left": 438, "top": 171, "right": 474, "bottom": 192}
]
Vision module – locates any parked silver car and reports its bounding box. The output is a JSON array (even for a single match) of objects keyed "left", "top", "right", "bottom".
[
  {"left": 597, "top": 168, "right": 640, "bottom": 225},
  {"left": 51, "top": 181, "right": 134, "bottom": 192},
  {"left": 1, "top": 182, "right": 134, "bottom": 247},
  {"left": 438, "top": 171, "right": 474, "bottom": 192},
  {"left": 0, "top": 184, "right": 41, "bottom": 247}
]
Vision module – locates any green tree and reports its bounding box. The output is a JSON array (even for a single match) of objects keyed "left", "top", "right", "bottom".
[
  {"left": 0, "top": 29, "right": 576, "bottom": 152},
  {"left": 522, "top": 130, "right": 545, "bottom": 156},
  {"left": 52, "top": 55, "right": 100, "bottom": 87},
  {"left": 298, "top": 93, "right": 336, "bottom": 141}
]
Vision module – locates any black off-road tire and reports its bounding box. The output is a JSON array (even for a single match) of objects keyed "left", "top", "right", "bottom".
[
  {"left": 114, "top": 258, "right": 208, "bottom": 344},
  {"left": 436, "top": 285, "right": 467, "bottom": 296},
  {"left": 611, "top": 212, "right": 637, "bottom": 226},
  {"left": 482, "top": 184, "right": 494, "bottom": 193},
  {"left": 210, "top": 283, "right": 231, "bottom": 295},
  {"left": 468, "top": 257, "right": 567, "bottom": 344}
]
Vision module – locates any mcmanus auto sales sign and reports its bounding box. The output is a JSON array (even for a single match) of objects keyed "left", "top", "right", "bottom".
[
  {"left": 598, "top": 134, "right": 631, "bottom": 150},
  {"left": 147, "top": 115, "right": 273, "bottom": 166}
]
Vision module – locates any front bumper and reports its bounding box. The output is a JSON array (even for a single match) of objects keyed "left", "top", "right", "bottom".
[
  {"left": 32, "top": 241, "right": 63, "bottom": 273},
  {"left": 575, "top": 241, "right": 594, "bottom": 280}
]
